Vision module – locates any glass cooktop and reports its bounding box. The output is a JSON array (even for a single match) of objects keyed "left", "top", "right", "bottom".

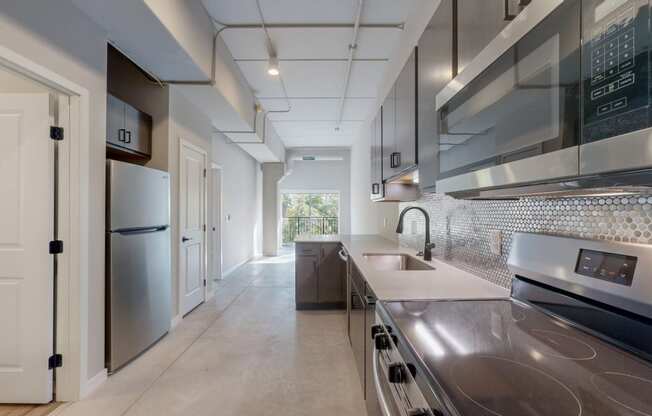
[{"left": 381, "top": 299, "right": 652, "bottom": 416}]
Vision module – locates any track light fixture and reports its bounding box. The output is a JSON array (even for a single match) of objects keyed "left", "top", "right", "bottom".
[{"left": 267, "top": 54, "right": 280, "bottom": 76}]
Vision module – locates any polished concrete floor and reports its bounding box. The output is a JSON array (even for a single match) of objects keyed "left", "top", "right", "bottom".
[{"left": 54, "top": 249, "right": 365, "bottom": 416}]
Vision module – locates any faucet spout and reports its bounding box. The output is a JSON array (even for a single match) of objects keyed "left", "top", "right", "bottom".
[{"left": 396, "top": 206, "right": 434, "bottom": 261}]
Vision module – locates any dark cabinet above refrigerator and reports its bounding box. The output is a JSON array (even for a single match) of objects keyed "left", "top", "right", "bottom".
[{"left": 107, "top": 93, "right": 153, "bottom": 160}]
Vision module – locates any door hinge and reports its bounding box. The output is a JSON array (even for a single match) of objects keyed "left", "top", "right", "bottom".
[
  {"left": 49, "top": 240, "right": 64, "bottom": 254},
  {"left": 203, "top": 279, "right": 207, "bottom": 287},
  {"left": 203, "top": 224, "right": 206, "bottom": 232},
  {"left": 50, "top": 126, "right": 64, "bottom": 141},
  {"left": 203, "top": 168, "right": 207, "bottom": 178},
  {"left": 48, "top": 354, "right": 63, "bottom": 369}
]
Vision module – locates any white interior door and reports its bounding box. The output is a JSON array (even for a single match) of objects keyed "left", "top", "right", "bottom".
[
  {"left": 209, "top": 167, "right": 222, "bottom": 281},
  {"left": 0, "top": 93, "right": 54, "bottom": 403},
  {"left": 179, "top": 141, "right": 206, "bottom": 316}
]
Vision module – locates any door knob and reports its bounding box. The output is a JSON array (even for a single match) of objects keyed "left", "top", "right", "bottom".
[{"left": 182, "top": 237, "right": 191, "bottom": 242}]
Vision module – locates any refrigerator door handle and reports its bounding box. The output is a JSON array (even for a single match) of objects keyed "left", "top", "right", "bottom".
[{"left": 115, "top": 226, "right": 169, "bottom": 235}]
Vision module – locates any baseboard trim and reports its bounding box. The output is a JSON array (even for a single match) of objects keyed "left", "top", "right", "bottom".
[
  {"left": 170, "top": 314, "right": 182, "bottom": 329},
  {"left": 222, "top": 256, "right": 252, "bottom": 278},
  {"left": 81, "top": 368, "right": 107, "bottom": 398}
]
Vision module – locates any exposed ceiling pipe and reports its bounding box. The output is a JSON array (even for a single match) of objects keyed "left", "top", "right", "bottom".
[
  {"left": 254, "top": 0, "right": 292, "bottom": 113},
  {"left": 335, "top": 0, "right": 364, "bottom": 128},
  {"left": 216, "top": 22, "right": 404, "bottom": 30}
]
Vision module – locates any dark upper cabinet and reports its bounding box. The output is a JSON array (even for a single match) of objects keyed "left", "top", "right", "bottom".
[
  {"left": 381, "top": 84, "right": 396, "bottom": 181},
  {"left": 457, "top": 0, "right": 530, "bottom": 73},
  {"left": 370, "top": 111, "right": 384, "bottom": 200},
  {"left": 381, "top": 48, "right": 418, "bottom": 182},
  {"left": 106, "top": 93, "right": 152, "bottom": 158},
  {"left": 394, "top": 48, "right": 417, "bottom": 175},
  {"left": 417, "top": 0, "right": 454, "bottom": 191}
]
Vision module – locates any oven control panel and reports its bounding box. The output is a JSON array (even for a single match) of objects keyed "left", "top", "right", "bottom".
[
  {"left": 575, "top": 248, "right": 637, "bottom": 286},
  {"left": 582, "top": 0, "right": 650, "bottom": 143}
]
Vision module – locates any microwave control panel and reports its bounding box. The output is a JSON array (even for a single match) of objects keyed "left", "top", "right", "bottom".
[{"left": 582, "top": 0, "right": 650, "bottom": 143}]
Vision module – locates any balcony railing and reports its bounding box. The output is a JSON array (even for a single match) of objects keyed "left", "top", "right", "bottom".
[{"left": 282, "top": 217, "right": 339, "bottom": 243}]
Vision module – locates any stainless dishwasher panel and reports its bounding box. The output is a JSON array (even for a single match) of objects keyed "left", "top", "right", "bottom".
[
  {"left": 350, "top": 262, "right": 366, "bottom": 392},
  {"left": 107, "top": 227, "right": 171, "bottom": 371}
]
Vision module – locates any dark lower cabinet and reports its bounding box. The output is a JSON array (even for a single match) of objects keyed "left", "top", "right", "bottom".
[
  {"left": 295, "top": 254, "right": 318, "bottom": 304},
  {"left": 295, "top": 242, "right": 345, "bottom": 309}
]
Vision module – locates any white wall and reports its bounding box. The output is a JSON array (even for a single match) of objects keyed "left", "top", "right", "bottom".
[
  {"left": 350, "top": 122, "right": 398, "bottom": 240},
  {"left": 280, "top": 148, "right": 352, "bottom": 235},
  {"left": 262, "top": 163, "right": 286, "bottom": 256},
  {"left": 212, "top": 132, "right": 262, "bottom": 275},
  {"left": 0, "top": 0, "right": 108, "bottom": 386}
]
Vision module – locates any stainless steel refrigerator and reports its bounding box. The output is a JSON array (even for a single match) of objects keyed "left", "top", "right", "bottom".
[{"left": 106, "top": 160, "right": 171, "bottom": 372}]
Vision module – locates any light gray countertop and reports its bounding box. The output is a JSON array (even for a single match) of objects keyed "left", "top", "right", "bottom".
[{"left": 295, "top": 234, "right": 510, "bottom": 301}]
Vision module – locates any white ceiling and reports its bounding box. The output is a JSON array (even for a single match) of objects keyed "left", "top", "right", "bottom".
[{"left": 201, "top": 0, "right": 412, "bottom": 148}]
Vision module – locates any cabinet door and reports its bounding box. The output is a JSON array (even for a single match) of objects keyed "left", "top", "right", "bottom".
[
  {"left": 382, "top": 85, "right": 397, "bottom": 181},
  {"left": 395, "top": 48, "right": 417, "bottom": 172},
  {"left": 107, "top": 94, "right": 125, "bottom": 147},
  {"left": 370, "top": 111, "right": 384, "bottom": 200},
  {"left": 417, "top": 0, "right": 453, "bottom": 191},
  {"left": 457, "top": 0, "right": 510, "bottom": 73},
  {"left": 123, "top": 104, "right": 137, "bottom": 152},
  {"left": 318, "top": 243, "right": 345, "bottom": 303},
  {"left": 296, "top": 254, "right": 318, "bottom": 304}
]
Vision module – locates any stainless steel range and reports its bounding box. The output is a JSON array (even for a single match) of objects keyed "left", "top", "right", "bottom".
[{"left": 373, "top": 232, "right": 652, "bottom": 416}]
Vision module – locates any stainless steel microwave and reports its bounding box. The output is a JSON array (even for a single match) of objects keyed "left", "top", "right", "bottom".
[{"left": 435, "top": 0, "right": 652, "bottom": 199}]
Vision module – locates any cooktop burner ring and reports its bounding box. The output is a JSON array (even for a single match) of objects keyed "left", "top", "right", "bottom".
[
  {"left": 452, "top": 355, "right": 582, "bottom": 416},
  {"left": 530, "top": 329, "right": 598, "bottom": 361},
  {"left": 591, "top": 372, "right": 652, "bottom": 416}
]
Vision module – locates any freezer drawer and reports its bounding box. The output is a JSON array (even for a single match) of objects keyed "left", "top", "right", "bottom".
[
  {"left": 106, "top": 227, "right": 171, "bottom": 371},
  {"left": 107, "top": 160, "right": 170, "bottom": 231}
]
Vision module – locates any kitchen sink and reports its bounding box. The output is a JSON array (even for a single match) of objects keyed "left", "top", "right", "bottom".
[{"left": 362, "top": 254, "right": 434, "bottom": 271}]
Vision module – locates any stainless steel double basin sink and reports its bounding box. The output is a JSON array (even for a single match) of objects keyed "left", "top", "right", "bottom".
[{"left": 362, "top": 253, "right": 434, "bottom": 271}]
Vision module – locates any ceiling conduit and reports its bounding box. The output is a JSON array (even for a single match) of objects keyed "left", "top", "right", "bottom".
[{"left": 335, "top": 0, "right": 364, "bottom": 128}]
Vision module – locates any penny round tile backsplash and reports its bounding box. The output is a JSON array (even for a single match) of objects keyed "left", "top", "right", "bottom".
[{"left": 399, "top": 193, "right": 652, "bottom": 288}]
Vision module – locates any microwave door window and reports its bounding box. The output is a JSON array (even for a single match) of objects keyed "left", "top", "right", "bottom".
[
  {"left": 438, "top": 0, "right": 581, "bottom": 181},
  {"left": 440, "top": 35, "right": 562, "bottom": 179}
]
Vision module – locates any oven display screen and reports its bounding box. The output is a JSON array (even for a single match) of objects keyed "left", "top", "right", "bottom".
[{"left": 575, "top": 249, "right": 637, "bottom": 286}]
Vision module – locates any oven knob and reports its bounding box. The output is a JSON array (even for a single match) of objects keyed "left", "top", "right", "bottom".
[
  {"left": 375, "top": 334, "right": 390, "bottom": 350},
  {"left": 388, "top": 363, "right": 407, "bottom": 384},
  {"left": 406, "top": 363, "right": 417, "bottom": 378},
  {"left": 371, "top": 324, "right": 383, "bottom": 339},
  {"left": 374, "top": 334, "right": 398, "bottom": 350},
  {"left": 370, "top": 324, "right": 393, "bottom": 339}
]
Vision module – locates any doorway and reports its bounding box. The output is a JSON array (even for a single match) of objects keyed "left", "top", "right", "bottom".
[
  {"left": 179, "top": 140, "right": 207, "bottom": 316},
  {"left": 208, "top": 164, "right": 223, "bottom": 287},
  {"left": 0, "top": 63, "right": 69, "bottom": 404}
]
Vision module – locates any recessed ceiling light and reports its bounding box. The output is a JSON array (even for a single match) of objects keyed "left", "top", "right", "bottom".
[{"left": 268, "top": 55, "right": 280, "bottom": 76}]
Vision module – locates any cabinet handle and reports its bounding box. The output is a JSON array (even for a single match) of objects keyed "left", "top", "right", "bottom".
[
  {"left": 504, "top": 0, "right": 530, "bottom": 21},
  {"left": 125, "top": 130, "right": 132, "bottom": 144},
  {"left": 118, "top": 128, "right": 126, "bottom": 142},
  {"left": 372, "top": 183, "right": 380, "bottom": 195},
  {"left": 390, "top": 152, "right": 401, "bottom": 169}
]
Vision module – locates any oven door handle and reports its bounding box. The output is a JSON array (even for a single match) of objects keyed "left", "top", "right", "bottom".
[{"left": 373, "top": 349, "right": 394, "bottom": 416}]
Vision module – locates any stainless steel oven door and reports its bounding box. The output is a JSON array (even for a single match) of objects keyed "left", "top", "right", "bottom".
[
  {"left": 373, "top": 347, "right": 402, "bottom": 416},
  {"left": 435, "top": 0, "right": 581, "bottom": 196}
]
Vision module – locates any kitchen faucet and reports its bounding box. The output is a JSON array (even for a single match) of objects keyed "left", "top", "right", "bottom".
[{"left": 396, "top": 206, "right": 435, "bottom": 261}]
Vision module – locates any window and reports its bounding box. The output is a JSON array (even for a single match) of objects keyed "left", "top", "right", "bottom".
[{"left": 282, "top": 193, "right": 339, "bottom": 243}]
